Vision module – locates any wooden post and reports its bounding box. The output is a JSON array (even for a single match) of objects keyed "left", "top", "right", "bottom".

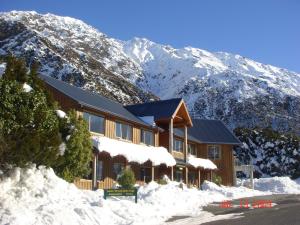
[
  {"left": 151, "top": 164, "right": 155, "bottom": 181},
  {"left": 169, "top": 118, "right": 173, "bottom": 153},
  {"left": 169, "top": 118, "right": 174, "bottom": 181},
  {"left": 92, "top": 154, "right": 98, "bottom": 190},
  {"left": 185, "top": 167, "right": 188, "bottom": 185},
  {"left": 210, "top": 170, "right": 213, "bottom": 182},
  {"left": 184, "top": 125, "right": 188, "bottom": 162},
  {"left": 198, "top": 169, "right": 201, "bottom": 188},
  {"left": 250, "top": 165, "right": 254, "bottom": 189}
]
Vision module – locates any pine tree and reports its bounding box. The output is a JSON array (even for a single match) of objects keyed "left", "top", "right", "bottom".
[
  {"left": 55, "top": 110, "right": 92, "bottom": 182},
  {"left": 0, "top": 57, "right": 61, "bottom": 168},
  {"left": 2, "top": 55, "right": 28, "bottom": 82}
]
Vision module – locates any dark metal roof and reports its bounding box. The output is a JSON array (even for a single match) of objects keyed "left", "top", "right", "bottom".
[
  {"left": 39, "top": 75, "right": 151, "bottom": 127},
  {"left": 188, "top": 119, "right": 241, "bottom": 145},
  {"left": 125, "top": 98, "right": 182, "bottom": 120},
  {"left": 173, "top": 128, "right": 200, "bottom": 143}
]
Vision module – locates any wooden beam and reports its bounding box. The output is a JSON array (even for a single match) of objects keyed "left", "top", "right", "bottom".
[
  {"left": 92, "top": 154, "right": 98, "bottom": 190},
  {"left": 185, "top": 167, "right": 188, "bottom": 185},
  {"left": 184, "top": 125, "right": 188, "bottom": 162},
  {"left": 169, "top": 118, "right": 173, "bottom": 153},
  {"left": 151, "top": 164, "right": 154, "bottom": 181},
  {"left": 174, "top": 115, "right": 184, "bottom": 120},
  {"left": 198, "top": 169, "right": 201, "bottom": 188}
]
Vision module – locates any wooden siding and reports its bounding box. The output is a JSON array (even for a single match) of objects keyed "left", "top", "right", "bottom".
[
  {"left": 44, "top": 83, "right": 79, "bottom": 112},
  {"left": 133, "top": 127, "right": 140, "bottom": 144},
  {"left": 105, "top": 118, "right": 116, "bottom": 138},
  {"left": 197, "top": 144, "right": 234, "bottom": 186}
]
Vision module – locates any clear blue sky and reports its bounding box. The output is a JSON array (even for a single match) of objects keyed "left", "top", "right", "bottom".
[{"left": 1, "top": 0, "right": 300, "bottom": 72}]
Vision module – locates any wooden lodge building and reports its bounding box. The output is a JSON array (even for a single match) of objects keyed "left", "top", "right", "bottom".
[{"left": 40, "top": 75, "right": 241, "bottom": 189}]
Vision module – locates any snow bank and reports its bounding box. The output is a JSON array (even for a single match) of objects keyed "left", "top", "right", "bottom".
[
  {"left": 92, "top": 136, "right": 176, "bottom": 166},
  {"left": 187, "top": 155, "right": 217, "bottom": 170},
  {"left": 0, "top": 165, "right": 116, "bottom": 225},
  {"left": 253, "top": 177, "right": 300, "bottom": 194},
  {"left": 23, "top": 83, "right": 33, "bottom": 92},
  {"left": 202, "top": 181, "right": 268, "bottom": 199},
  {"left": 1, "top": 166, "right": 300, "bottom": 225}
]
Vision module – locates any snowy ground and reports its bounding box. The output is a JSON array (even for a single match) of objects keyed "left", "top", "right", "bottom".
[{"left": 0, "top": 166, "right": 300, "bottom": 225}]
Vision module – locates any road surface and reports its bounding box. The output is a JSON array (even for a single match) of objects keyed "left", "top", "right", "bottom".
[{"left": 167, "top": 194, "right": 300, "bottom": 225}]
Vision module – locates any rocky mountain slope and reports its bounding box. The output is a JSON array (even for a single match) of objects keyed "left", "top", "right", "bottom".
[
  {"left": 0, "top": 11, "right": 300, "bottom": 134},
  {"left": 0, "top": 11, "right": 157, "bottom": 104}
]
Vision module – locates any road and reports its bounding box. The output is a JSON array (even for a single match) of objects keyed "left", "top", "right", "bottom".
[{"left": 167, "top": 194, "right": 300, "bottom": 225}]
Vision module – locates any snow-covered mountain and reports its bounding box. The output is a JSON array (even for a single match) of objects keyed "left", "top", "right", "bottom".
[
  {"left": 1, "top": 11, "right": 300, "bottom": 133},
  {"left": 0, "top": 11, "right": 157, "bottom": 104}
]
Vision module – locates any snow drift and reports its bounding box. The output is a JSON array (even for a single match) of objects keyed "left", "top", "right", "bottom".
[{"left": 1, "top": 166, "right": 299, "bottom": 225}]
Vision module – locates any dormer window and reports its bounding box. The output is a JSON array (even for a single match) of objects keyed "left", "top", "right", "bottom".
[{"left": 83, "top": 112, "right": 105, "bottom": 134}]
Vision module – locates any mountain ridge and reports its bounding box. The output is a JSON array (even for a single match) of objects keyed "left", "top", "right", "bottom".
[{"left": 0, "top": 10, "right": 299, "bottom": 134}]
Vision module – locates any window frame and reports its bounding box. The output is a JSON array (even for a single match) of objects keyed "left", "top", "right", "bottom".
[
  {"left": 115, "top": 121, "right": 133, "bottom": 141},
  {"left": 207, "top": 145, "right": 221, "bottom": 160},
  {"left": 82, "top": 111, "right": 105, "bottom": 135},
  {"left": 173, "top": 139, "right": 184, "bottom": 152},
  {"left": 188, "top": 143, "right": 197, "bottom": 156},
  {"left": 140, "top": 129, "right": 154, "bottom": 146}
]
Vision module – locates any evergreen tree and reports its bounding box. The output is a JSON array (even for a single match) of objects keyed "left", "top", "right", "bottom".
[
  {"left": 0, "top": 56, "right": 92, "bottom": 183},
  {"left": 55, "top": 110, "right": 92, "bottom": 182},
  {"left": 2, "top": 55, "right": 28, "bottom": 82},
  {"left": 0, "top": 57, "right": 61, "bottom": 168}
]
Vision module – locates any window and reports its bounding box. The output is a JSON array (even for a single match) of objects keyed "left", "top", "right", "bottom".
[
  {"left": 208, "top": 145, "right": 221, "bottom": 160},
  {"left": 188, "top": 143, "right": 196, "bottom": 156},
  {"left": 173, "top": 139, "right": 183, "bottom": 152},
  {"left": 96, "top": 160, "right": 103, "bottom": 181},
  {"left": 115, "top": 122, "right": 132, "bottom": 141},
  {"left": 141, "top": 129, "right": 154, "bottom": 146},
  {"left": 113, "top": 163, "right": 125, "bottom": 179},
  {"left": 83, "top": 112, "right": 105, "bottom": 134}
]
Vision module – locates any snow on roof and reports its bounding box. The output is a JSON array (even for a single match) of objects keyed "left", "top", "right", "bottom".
[
  {"left": 92, "top": 136, "right": 176, "bottom": 167},
  {"left": 187, "top": 155, "right": 217, "bottom": 170}
]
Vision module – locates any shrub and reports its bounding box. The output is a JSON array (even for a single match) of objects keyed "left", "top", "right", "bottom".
[
  {"left": 157, "top": 178, "right": 168, "bottom": 185},
  {"left": 117, "top": 168, "right": 136, "bottom": 189},
  {"left": 212, "top": 174, "right": 222, "bottom": 186}
]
